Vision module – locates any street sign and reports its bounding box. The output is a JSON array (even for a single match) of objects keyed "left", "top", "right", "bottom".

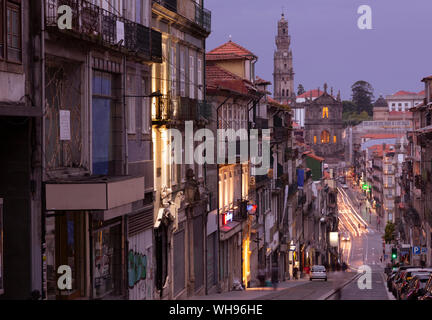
[
  {"left": 413, "top": 246, "right": 421, "bottom": 255},
  {"left": 421, "top": 247, "right": 428, "bottom": 254}
]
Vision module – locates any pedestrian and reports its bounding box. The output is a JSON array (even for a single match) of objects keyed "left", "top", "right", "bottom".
[
  {"left": 258, "top": 268, "right": 265, "bottom": 287},
  {"left": 293, "top": 266, "right": 298, "bottom": 280}
]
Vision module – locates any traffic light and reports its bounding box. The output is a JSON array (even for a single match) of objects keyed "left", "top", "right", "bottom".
[{"left": 391, "top": 248, "right": 397, "bottom": 260}]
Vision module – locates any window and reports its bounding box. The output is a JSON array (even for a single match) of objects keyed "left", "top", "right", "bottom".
[
  {"left": 126, "top": 73, "right": 136, "bottom": 134},
  {"left": 189, "top": 54, "right": 195, "bottom": 98},
  {"left": 180, "top": 49, "right": 185, "bottom": 96},
  {"left": 313, "top": 136, "right": 317, "bottom": 144},
  {"left": 333, "top": 135, "right": 336, "bottom": 143},
  {"left": 197, "top": 57, "right": 203, "bottom": 100},
  {"left": 321, "top": 130, "right": 330, "bottom": 144},
  {"left": 322, "top": 107, "right": 329, "bottom": 118},
  {"left": 282, "top": 89, "right": 285, "bottom": 97},
  {"left": 141, "top": 78, "right": 150, "bottom": 134},
  {"left": 170, "top": 46, "right": 176, "bottom": 96},
  {"left": 1, "top": 1, "right": 21, "bottom": 62}
]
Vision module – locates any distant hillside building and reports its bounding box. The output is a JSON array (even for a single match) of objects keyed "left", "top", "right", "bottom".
[{"left": 373, "top": 90, "right": 423, "bottom": 122}]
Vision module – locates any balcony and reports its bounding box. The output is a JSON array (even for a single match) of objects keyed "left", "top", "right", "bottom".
[
  {"left": 255, "top": 117, "right": 269, "bottom": 130},
  {"left": 46, "top": 0, "right": 162, "bottom": 63},
  {"left": 272, "top": 126, "right": 290, "bottom": 141},
  {"left": 415, "top": 175, "right": 425, "bottom": 191},
  {"left": 154, "top": 0, "right": 177, "bottom": 12},
  {"left": 153, "top": 0, "right": 211, "bottom": 33},
  {"left": 153, "top": 97, "right": 211, "bottom": 124}
]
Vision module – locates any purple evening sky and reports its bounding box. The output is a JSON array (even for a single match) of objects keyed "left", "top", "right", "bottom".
[{"left": 205, "top": 0, "right": 432, "bottom": 100}]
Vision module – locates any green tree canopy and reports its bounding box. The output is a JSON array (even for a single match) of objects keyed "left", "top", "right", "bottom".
[
  {"left": 297, "top": 84, "right": 305, "bottom": 96},
  {"left": 342, "top": 100, "right": 357, "bottom": 114},
  {"left": 351, "top": 80, "right": 374, "bottom": 116}
]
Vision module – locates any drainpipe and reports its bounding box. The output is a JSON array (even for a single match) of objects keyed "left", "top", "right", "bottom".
[{"left": 123, "top": 56, "right": 128, "bottom": 175}]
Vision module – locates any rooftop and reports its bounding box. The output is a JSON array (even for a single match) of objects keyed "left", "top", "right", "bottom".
[{"left": 207, "top": 40, "right": 256, "bottom": 60}]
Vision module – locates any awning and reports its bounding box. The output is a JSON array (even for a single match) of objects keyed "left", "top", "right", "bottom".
[
  {"left": 416, "top": 125, "right": 432, "bottom": 135},
  {"left": 220, "top": 221, "right": 242, "bottom": 241}
]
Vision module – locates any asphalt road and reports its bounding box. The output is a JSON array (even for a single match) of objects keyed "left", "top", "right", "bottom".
[{"left": 329, "top": 181, "right": 391, "bottom": 300}]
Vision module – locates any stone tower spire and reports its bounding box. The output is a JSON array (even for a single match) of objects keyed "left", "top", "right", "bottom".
[{"left": 273, "top": 13, "right": 294, "bottom": 104}]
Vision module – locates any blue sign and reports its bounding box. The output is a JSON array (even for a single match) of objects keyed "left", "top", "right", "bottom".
[
  {"left": 421, "top": 247, "right": 428, "bottom": 254},
  {"left": 413, "top": 246, "right": 421, "bottom": 255},
  {"left": 297, "top": 169, "right": 304, "bottom": 187}
]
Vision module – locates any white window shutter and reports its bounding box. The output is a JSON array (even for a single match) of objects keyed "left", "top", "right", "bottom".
[
  {"left": 197, "top": 58, "right": 202, "bottom": 100},
  {"left": 189, "top": 55, "right": 194, "bottom": 98}
]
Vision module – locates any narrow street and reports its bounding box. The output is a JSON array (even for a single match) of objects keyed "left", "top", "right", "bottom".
[{"left": 189, "top": 179, "right": 392, "bottom": 301}]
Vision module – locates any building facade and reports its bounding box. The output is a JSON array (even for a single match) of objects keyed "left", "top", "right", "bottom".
[
  {"left": 151, "top": 0, "right": 211, "bottom": 299},
  {"left": 303, "top": 84, "right": 344, "bottom": 163}
]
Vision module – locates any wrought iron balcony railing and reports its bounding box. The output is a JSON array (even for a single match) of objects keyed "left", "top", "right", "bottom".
[
  {"left": 153, "top": 0, "right": 177, "bottom": 12},
  {"left": 46, "top": 0, "right": 162, "bottom": 62},
  {"left": 153, "top": 0, "right": 211, "bottom": 32}
]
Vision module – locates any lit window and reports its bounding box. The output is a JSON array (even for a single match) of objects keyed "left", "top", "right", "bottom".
[
  {"left": 333, "top": 135, "right": 336, "bottom": 143},
  {"left": 313, "top": 136, "right": 317, "bottom": 144},
  {"left": 321, "top": 130, "right": 330, "bottom": 144},
  {"left": 322, "top": 107, "right": 329, "bottom": 118}
]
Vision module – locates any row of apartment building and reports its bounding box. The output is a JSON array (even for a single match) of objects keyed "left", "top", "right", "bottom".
[
  {"left": 0, "top": 0, "right": 340, "bottom": 299},
  {"left": 352, "top": 79, "right": 432, "bottom": 267}
]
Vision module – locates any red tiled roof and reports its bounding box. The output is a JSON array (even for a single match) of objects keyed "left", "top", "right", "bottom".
[
  {"left": 267, "top": 96, "right": 291, "bottom": 110},
  {"left": 206, "top": 53, "right": 246, "bottom": 61},
  {"left": 418, "top": 90, "right": 425, "bottom": 95},
  {"left": 361, "top": 133, "right": 403, "bottom": 139},
  {"left": 297, "top": 89, "right": 323, "bottom": 99},
  {"left": 368, "top": 144, "right": 395, "bottom": 157},
  {"left": 389, "top": 111, "right": 412, "bottom": 115},
  {"left": 207, "top": 40, "right": 256, "bottom": 59},
  {"left": 206, "top": 64, "right": 252, "bottom": 95},
  {"left": 393, "top": 90, "right": 417, "bottom": 96},
  {"left": 255, "top": 76, "right": 271, "bottom": 85}
]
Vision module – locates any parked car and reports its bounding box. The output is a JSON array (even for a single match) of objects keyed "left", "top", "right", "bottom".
[
  {"left": 387, "top": 271, "right": 397, "bottom": 291},
  {"left": 419, "top": 274, "right": 432, "bottom": 300},
  {"left": 396, "top": 268, "right": 432, "bottom": 300},
  {"left": 389, "top": 266, "right": 414, "bottom": 295},
  {"left": 341, "top": 184, "right": 349, "bottom": 189},
  {"left": 400, "top": 274, "right": 430, "bottom": 300},
  {"left": 341, "top": 233, "right": 350, "bottom": 241},
  {"left": 310, "top": 265, "right": 327, "bottom": 281}
]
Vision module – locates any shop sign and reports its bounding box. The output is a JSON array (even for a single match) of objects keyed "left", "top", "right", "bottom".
[
  {"left": 329, "top": 232, "right": 339, "bottom": 247},
  {"left": 222, "top": 211, "right": 233, "bottom": 225}
]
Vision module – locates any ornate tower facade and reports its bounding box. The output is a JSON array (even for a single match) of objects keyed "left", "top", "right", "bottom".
[{"left": 273, "top": 13, "right": 294, "bottom": 104}]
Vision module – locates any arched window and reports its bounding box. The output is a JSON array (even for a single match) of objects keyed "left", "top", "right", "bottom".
[
  {"left": 321, "top": 130, "right": 330, "bottom": 144},
  {"left": 322, "top": 107, "right": 329, "bottom": 118},
  {"left": 282, "top": 89, "right": 285, "bottom": 97},
  {"left": 313, "top": 136, "right": 317, "bottom": 144},
  {"left": 333, "top": 135, "right": 337, "bottom": 143},
  {"left": 283, "top": 29, "right": 286, "bottom": 34}
]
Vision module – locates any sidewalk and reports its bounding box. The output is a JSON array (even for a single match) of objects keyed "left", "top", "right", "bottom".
[{"left": 186, "top": 278, "right": 309, "bottom": 300}]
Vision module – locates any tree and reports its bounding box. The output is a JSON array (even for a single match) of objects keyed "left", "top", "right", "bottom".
[
  {"left": 342, "top": 100, "right": 357, "bottom": 114},
  {"left": 351, "top": 80, "right": 374, "bottom": 116},
  {"left": 297, "top": 84, "right": 305, "bottom": 96},
  {"left": 383, "top": 221, "right": 396, "bottom": 244}
]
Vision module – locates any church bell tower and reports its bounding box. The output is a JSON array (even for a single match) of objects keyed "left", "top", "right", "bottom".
[{"left": 273, "top": 13, "right": 294, "bottom": 104}]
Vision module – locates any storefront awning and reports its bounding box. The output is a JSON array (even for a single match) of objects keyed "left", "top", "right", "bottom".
[
  {"left": 45, "top": 176, "right": 145, "bottom": 211},
  {"left": 220, "top": 221, "right": 242, "bottom": 241}
]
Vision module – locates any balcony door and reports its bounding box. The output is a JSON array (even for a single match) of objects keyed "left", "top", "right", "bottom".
[{"left": 92, "top": 71, "right": 114, "bottom": 175}]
